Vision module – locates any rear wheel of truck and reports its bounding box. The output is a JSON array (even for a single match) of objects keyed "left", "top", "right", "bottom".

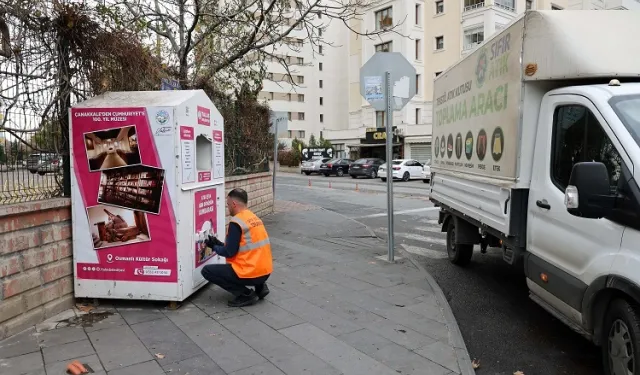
[
  {"left": 446, "top": 220, "right": 473, "bottom": 266},
  {"left": 602, "top": 299, "right": 640, "bottom": 375}
]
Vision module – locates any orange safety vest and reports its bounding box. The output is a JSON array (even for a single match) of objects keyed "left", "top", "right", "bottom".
[{"left": 226, "top": 209, "right": 273, "bottom": 278}]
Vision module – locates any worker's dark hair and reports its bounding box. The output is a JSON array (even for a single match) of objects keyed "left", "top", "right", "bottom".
[{"left": 228, "top": 188, "right": 248, "bottom": 205}]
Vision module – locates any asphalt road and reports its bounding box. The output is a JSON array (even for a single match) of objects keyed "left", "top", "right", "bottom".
[{"left": 275, "top": 174, "right": 602, "bottom": 375}]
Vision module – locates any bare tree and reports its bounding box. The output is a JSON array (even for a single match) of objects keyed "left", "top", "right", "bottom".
[{"left": 100, "top": 0, "right": 403, "bottom": 91}]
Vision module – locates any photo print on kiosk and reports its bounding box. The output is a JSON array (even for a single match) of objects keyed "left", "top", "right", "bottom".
[
  {"left": 84, "top": 125, "right": 142, "bottom": 172},
  {"left": 97, "top": 165, "right": 166, "bottom": 215},
  {"left": 86, "top": 204, "right": 151, "bottom": 250}
]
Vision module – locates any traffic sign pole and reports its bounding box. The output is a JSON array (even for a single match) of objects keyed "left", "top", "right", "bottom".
[{"left": 385, "top": 71, "right": 395, "bottom": 262}]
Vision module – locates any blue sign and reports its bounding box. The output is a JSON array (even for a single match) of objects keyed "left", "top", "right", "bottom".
[{"left": 161, "top": 78, "right": 181, "bottom": 91}]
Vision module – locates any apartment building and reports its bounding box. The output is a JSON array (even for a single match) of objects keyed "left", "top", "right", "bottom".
[
  {"left": 257, "top": 12, "right": 349, "bottom": 146},
  {"left": 323, "top": 0, "right": 634, "bottom": 162}
]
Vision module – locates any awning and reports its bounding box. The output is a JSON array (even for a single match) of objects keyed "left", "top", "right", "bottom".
[{"left": 346, "top": 143, "right": 402, "bottom": 148}]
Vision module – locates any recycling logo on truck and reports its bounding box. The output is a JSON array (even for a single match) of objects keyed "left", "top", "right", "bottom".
[{"left": 475, "top": 48, "right": 488, "bottom": 89}]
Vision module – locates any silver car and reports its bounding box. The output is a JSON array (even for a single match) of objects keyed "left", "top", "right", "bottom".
[{"left": 301, "top": 158, "right": 330, "bottom": 175}]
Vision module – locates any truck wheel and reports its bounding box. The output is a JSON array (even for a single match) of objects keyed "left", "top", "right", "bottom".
[
  {"left": 602, "top": 299, "right": 640, "bottom": 375},
  {"left": 446, "top": 220, "right": 473, "bottom": 266}
]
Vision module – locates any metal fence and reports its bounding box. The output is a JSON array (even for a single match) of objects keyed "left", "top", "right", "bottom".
[{"left": 0, "top": 8, "right": 67, "bottom": 204}]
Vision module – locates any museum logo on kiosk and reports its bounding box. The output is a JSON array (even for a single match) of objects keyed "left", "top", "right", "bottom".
[{"left": 197, "top": 106, "right": 210, "bottom": 126}]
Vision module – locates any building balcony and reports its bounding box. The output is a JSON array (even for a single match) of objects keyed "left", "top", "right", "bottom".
[{"left": 463, "top": 2, "right": 485, "bottom": 12}]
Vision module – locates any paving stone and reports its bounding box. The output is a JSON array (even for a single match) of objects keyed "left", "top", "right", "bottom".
[
  {"left": 130, "top": 317, "right": 204, "bottom": 366},
  {"left": 0, "top": 328, "right": 39, "bottom": 359},
  {"left": 415, "top": 341, "right": 460, "bottom": 373},
  {"left": 162, "top": 303, "right": 209, "bottom": 327},
  {"left": 374, "top": 306, "right": 450, "bottom": 341},
  {"left": 272, "top": 297, "right": 362, "bottom": 336},
  {"left": 191, "top": 287, "right": 250, "bottom": 321},
  {"left": 161, "top": 353, "right": 226, "bottom": 375},
  {"left": 229, "top": 362, "right": 286, "bottom": 375},
  {"left": 313, "top": 271, "right": 376, "bottom": 291},
  {"left": 37, "top": 326, "right": 87, "bottom": 348},
  {"left": 304, "top": 293, "right": 385, "bottom": 326},
  {"left": 116, "top": 308, "right": 165, "bottom": 325},
  {"left": 107, "top": 360, "right": 165, "bottom": 375},
  {"left": 0, "top": 351, "right": 44, "bottom": 374},
  {"left": 279, "top": 323, "right": 398, "bottom": 375},
  {"left": 361, "top": 286, "right": 423, "bottom": 307},
  {"left": 361, "top": 319, "right": 436, "bottom": 351},
  {"left": 179, "top": 318, "right": 265, "bottom": 373},
  {"left": 365, "top": 341, "right": 451, "bottom": 375},
  {"left": 337, "top": 329, "right": 394, "bottom": 356},
  {"left": 42, "top": 339, "right": 95, "bottom": 364},
  {"left": 378, "top": 284, "right": 430, "bottom": 298},
  {"left": 241, "top": 301, "right": 304, "bottom": 330},
  {"left": 405, "top": 296, "right": 446, "bottom": 324},
  {"left": 82, "top": 313, "right": 127, "bottom": 333},
  {"left": 258, "top": 285, "right": 296, "bottom": 304},
  {"left": 45, "top": 354, "right": 105, "bottom": 375},
  {"left": 88, "top": 325, "right": 153, "bottom": 371},
  {"left": 220, "top": 315, "right": 340, "bottom": 375}
]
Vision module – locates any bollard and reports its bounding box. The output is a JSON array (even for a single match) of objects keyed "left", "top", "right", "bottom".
[
  {"left": 355, "top": 183, "right": 359, "bottom": 191},
  {"left": 308, "top": 178, "right": 311, "bottom": 187},
  {"left": 329, "top": 181, "right": 332, "bottom": 189}
]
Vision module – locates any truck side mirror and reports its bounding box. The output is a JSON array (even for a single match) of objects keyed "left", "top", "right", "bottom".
[{"left": 564, "top": 162, "right": 615, "bottom": 219}]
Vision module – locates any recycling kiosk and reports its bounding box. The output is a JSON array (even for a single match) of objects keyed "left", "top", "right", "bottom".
[{"left": 69, "top": 90, "right": 226, "bottom": 301}]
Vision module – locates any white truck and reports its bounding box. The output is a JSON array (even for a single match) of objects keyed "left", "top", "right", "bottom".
[{"left": 430, "top": 10, "right": 640, "bottom": 374}]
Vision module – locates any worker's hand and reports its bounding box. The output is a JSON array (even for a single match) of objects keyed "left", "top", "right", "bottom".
[{"left": 205, "top": 235, "right": 224, "bottom": 248}]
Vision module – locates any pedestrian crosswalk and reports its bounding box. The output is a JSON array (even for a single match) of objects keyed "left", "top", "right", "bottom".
[{"left": 373, "top": 219, "right": 449, "bottom": 260}]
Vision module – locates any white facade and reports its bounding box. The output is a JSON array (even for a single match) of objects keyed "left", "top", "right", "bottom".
[
  {"left": 324, "top": 0, "right": 633, "bottom": 162},
  {"left": 258, "top": 14, "right": 349, "bottom": 144}
]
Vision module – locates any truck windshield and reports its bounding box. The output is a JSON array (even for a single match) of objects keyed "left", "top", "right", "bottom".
[{"left": 610, "top": 94, "right": 640, "bottom": 147}]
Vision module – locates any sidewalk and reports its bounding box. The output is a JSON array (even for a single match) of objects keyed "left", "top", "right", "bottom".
[{"left": 0, "top": 201, "right": 474, "bottom": 375}]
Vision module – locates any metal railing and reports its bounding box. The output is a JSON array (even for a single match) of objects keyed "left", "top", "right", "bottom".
[
  {"left": 494, "top": 2, "right": 516, "bottom": 12},
  {"left": 463, "top": 2, "right": 485, "bottom": 12}
]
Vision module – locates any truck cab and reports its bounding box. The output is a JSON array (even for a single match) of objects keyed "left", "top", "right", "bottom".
[{"left": 526, "top": 82, "right": 640, "bottom": 372}]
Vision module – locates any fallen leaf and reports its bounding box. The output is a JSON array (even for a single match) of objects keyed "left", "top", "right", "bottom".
[
  {"left": 472, "top": 359, "right": 480, "bottom": 369},
  {"left": 155, "top": 353, "right": 165, "bottom": 359},
  {"left": 75, "top": 303, "right": 95, "bottom": 313},
  {"left": 396, "top": 329, "right": 407, "bottom": 333},
  {"left": 514, "top": 371, "right": 525, "bottom": 375}
]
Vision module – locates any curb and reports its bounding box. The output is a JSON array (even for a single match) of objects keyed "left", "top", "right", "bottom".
[{"left": 398, "top": 245, "right": 476, "bottom": 375}]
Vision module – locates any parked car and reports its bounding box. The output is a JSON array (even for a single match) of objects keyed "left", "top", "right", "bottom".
[
  {"left": 421, "top": 160, "right": 431, "bottom": 183},
  {"left": 348, "top": 158, "right": 385, "bottom": 179},
  {"left": 319, "top": 158, "right": 353, "bottom": 177},
  {"left": 36, "top": 158, "right": 63, "bottom": 176},
  {"left": 378, "top": 159, "right": 425, "bottom": 182},
  {"left": 26, "top": 152, "right": 57, "bottom": 174},
  {"left": 301, "top": 158, "right": 331, "bottom": 175}
]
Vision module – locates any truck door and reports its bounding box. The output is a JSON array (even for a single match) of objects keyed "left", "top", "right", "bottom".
[{"left": 527, "top": 94, "right": 627, "bottom": 322}]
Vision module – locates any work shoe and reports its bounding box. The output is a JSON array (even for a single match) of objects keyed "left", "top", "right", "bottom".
[
  {"left": 228, "top": 291, "right": 259, "bottom": 307},
  {"left": 255, "top": 283, "right": 270, "bottom": 299}
]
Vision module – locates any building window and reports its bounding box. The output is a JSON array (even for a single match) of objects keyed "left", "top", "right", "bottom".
[
  {"left": 415, "top": 39, "right": 421, "bottom": 60},
  {"left": 288, "top": 93, "right": 292, "bottom": 101},
  {"left": 319, "top": 80, "right": 323, "bottom": 88},
  {"left": 526, "top": 0, "right": 533, "bottom": 10},
  {"left": 320, "top": 114, "right": 324, "bottom": 123},
  {"left": 288, "top": 112, "right": 292, "bottom": 120},
  {"left": 416, "top": 74, "right": 421, "bottom": 95},
  {"left": 319, "top": 45, "right": 323, "bottom": 54},
  {"left": 297, "top": 76, "right": 304, "bottom": 84},
  {"left": 464, "top": 0, "right": 485, "bottom": 12},
  {"left": 415, "top": 108, "right": 421, "bottom": 124},
  {"left": 435, "top": 36, "right": 444, "bottom": 50},
  {"left": 375, "top": 41, "right": 392, "bottom": 52},
  {"left": 297, "top": 57, "right": 304, "bottom": 64},
  {"left": 295, "top": 22, "right": 303, "bottom": 30},
  {"left": 334, "top": 143, "right": 346, "bottom": 158},
  {"left": 320, "top": 97, "right": 324, "bottom": 105},
  {"left": 298, "top": 112, "right": 305, "bottom": 120},
  {"left": 298, "top": 94, "right": 304, "bottom": 102},
  {"left": 495, "top": 0, "right": 515, "bottom": 11},
  {"left": 551, "top": 4, "right": 563, "bottom": 9},
  {"left": 464, "top": 27, "right": 484, "bottom": 50},
  {"left": 287, "top": 130, "right": 293, "bottom": 138},
  {"left": 298, "top": 130, "right": 306, "bottom": 138},
  {"left": 269, "top": 92, "right": 274, "bottom": 100},
  {"left": 435, "top": 71, "right": 443, "bottom": 77},
  {"left": 267, "top": 72, "right": 274, "bottom": 80},
  {"left": 375, "top": 7, "right": 393, "bottom": 30},
  {"left": 376, "top": 111, "right": 385, "bottom": 128},
  {"left": 316, "top": 11, "right": 322, "bottom": 18},
  {"left": 319, "top": 62, "right": 323, "bottom": 71},
  {"left": 319, "top": 28, "right": 323, "bottom": 37},
  {"left": 415, "top": 4, "right": 422, "bottom": 25},
  {"left": 435, "top": 1, "right": 444, "bottom": 14}
]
